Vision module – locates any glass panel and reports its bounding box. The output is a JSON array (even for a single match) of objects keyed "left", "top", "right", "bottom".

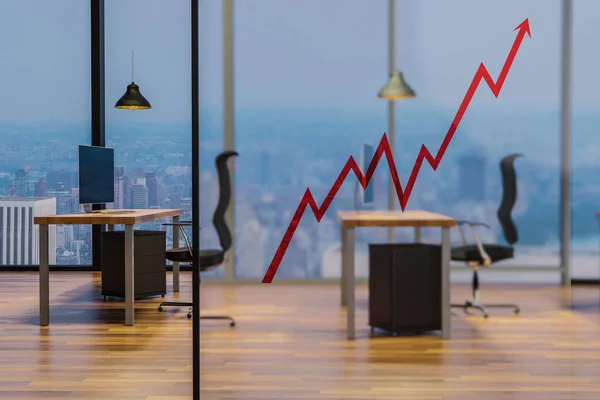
[
  {"left": 394, "top": 1, "right": 561, "bottom": 284},
  {"left": 197, "top": 0, "right": 225, "bottom": 278},
  {"left": 234, "top": 1, "right": 561, "bottom": 281},
  {"left": 571, "top": 0, "right": 600, "bottom": 281},
  {"left": 234, "top": 0, "right": 387, "bottom": 279},
  {"left": 0, "top": 0, "right": 91, "bottom": 266},
  {"left": 104, "top": 0, "right": 199, "bottom": 270}
]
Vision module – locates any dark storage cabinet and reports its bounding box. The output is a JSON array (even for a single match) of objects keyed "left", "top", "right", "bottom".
[
  {"left": 101, "top": 230, "right": 167, "bottom": 298},
  {"left": 369, "top": 243, "right": 442, "bottom": 334}
]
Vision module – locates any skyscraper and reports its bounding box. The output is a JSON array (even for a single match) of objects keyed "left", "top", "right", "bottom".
[
  {"left": 458, "top": 155, "right": 487, "bottom": 202},
  {"left": 114, "top": 167, "right": 125, "bottom": 209},
  {"left": 34, "top": 178, "right": 47, "bottom": 197},
  {"left": 0, "top": 197, "right": 57, "bottom": 265},
  {"left": 131, "top": 183, "right": 148, "bottom": 209},
  {"left": 146, "top": 172, "right": 158, "bottom": 207},
  {"left": 122, "top": 175, "right": 132, "bottom": 209},
  {"left": 13, "top": 169, "right": 29, "bottom": 197}
]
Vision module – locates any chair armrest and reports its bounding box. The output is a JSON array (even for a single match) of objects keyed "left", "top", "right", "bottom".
[
  {"left": 162, "top": 223, "right": 201, "bottom": 228},
  {"left": 456, "top": 220, "right": 490, "bottom": 228},
  {"left": 454, "top": 220, "right": 491, "bottom": 266}
]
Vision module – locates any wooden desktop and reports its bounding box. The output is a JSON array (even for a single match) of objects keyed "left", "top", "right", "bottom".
[{"left": 33, "top": 208, "right": 183, "bottom": 327}]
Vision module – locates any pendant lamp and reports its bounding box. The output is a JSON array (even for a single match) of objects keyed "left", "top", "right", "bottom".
[
  {"left": 115, "top": 0, "right": 151, "bottom": 110},
  {"left": 377, "top": 0, "right": 415, "bottom": 101},
  {"left": 378, "top": 69, "right": 416, "bottom": 100}
]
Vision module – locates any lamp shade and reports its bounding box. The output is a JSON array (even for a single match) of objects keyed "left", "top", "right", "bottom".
[
  {"left": 378, "top": 69, "right": 416, "bottom": 100},
  {"left": 115, "top": 82, "right": 151, "bottom": 109}
]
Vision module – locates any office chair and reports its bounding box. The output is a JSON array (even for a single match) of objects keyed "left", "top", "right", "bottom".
[
  {"left": 157, "top": 150, "right": 238, "bottom": 326},
  {"left": 451, "top": 153, "right": 523, "bottom": 318}
]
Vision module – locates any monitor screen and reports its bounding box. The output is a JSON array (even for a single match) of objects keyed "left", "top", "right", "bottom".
[
  {"left": 361, "top": 143, "right": 374, "bottom": 205},
  {"left": 78, "top": 145, "right": 115, "bottom": 205}
]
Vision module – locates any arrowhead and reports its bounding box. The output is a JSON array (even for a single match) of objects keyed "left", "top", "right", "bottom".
[{"left": 514, "top": 18, "right": 531, "bottom": 38}]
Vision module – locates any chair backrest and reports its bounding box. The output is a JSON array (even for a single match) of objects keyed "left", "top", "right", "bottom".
[
  {"left": 496, "top": 153, "right": 523, "bottom": 245},
  {"left": 213, "top": 150, "right": 238, "bottom": 252}
]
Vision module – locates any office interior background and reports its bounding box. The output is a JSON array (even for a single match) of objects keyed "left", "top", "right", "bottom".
[{"left": 0, "top": 0, "right": 596, "bottom": 283}]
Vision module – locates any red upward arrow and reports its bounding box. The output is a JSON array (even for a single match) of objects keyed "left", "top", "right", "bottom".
[{"left": 262, "top": 18, "right": 531, "bottom": 283}]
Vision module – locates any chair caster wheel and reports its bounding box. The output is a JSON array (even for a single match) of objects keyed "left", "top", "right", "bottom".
[
  {"left": 187, "top": 313, "right": 192, "bottom": 319},
  {"left": 483, "top": 313, "right": 489, "bottom": 318},
  {"left": 514, "top": 309, "right": 520, "bottom": 314},
  {"left": 230, "top": 321, "right": 235, "bottom": 327},
  {"left": 161, "top": 295, "right": 165, "bottom": 298},
  {"left": 158, "top": 306, "right": 163, "bottom": 312}
]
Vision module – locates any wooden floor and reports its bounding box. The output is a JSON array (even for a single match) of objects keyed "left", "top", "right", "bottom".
[{"left": 1, "top": 272, "right": 600, "bottom": 400}]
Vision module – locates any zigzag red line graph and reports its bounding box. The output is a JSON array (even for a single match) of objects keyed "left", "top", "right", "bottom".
[{"left": 262, "top": 18, "right": 531, "bottom": 283}]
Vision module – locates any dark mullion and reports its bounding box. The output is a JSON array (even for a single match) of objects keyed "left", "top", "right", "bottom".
[
  {"left": 90, "top": 0, "right": 106, "bottom": 272},
  {"left": 191, "top": 0, "right": 200, "bottom": 399}
]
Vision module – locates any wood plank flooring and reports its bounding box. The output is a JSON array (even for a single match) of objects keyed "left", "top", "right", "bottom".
[{"left": 0, "top": 272, "right": 599, "bottom": 399}]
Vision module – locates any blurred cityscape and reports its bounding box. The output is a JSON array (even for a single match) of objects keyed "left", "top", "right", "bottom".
[{"left": 0, "top": 112, "right": 599, "bottom": 279}]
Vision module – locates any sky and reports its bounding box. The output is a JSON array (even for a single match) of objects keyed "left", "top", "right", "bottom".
[{"left": 0, "top": 0, "right": 599, "bottom": 123}]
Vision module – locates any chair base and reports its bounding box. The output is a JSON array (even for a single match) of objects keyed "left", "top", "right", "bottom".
[
  {"left": 158, "top": 301, "right": 235, "bottom": 326},
  {"left": 451, "top": 301, "right": 520, "bottom": 319}
]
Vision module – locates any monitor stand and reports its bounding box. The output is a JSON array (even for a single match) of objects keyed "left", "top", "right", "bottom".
[{"left": 83, "top": 204, "right": 93, "bottom": 214}]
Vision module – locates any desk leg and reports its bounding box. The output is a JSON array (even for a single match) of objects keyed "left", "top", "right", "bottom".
[
  {"left": 172, "top": 215, "right": 180, "bottom": 293},
  {"left": 124, "top": 224, "right": 135, "bottom": 326},
  {"left": 107, "top": 225, "right": 114, "bottom": 232},
  {"left": 39, "top": 224, "right": 49, "bottom": 326},
  {"left": 343, "top": 227, "right": 356, "bottom": 340},
  {"left": 414, "top": 227, "right": 422, "bottom": 243},
  {"left": 340, "top": 224, "right": 346, "bottom": 306},
  {"left": 441, "top": 227, "right": 451, "bottom": 340}
]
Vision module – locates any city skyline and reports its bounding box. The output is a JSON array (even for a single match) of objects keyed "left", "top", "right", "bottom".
[{"left": 0, "top": 108, "right": 599, "bottom": 281}]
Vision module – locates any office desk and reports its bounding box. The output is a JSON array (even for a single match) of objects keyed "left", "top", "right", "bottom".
[
  {"left": 34, "top": 209, "right": 182, "bottom": 327},
  {"left": 337, "top": 210, "right": 456, "bottom": 340}
]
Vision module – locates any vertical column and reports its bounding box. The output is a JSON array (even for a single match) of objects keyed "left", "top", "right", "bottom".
[
  {"left": 23, "top": 206, "right": 29, "bottom": 265},
  {"left": 16, "top": 206, "right": 21, "bottom": 265},
  {"left": 0, "top": 206, "right": 5, "bottom": 265},
  {"left": 559, "top": 0, "right": 572, "bottom": 286},
  {"left": 223, "top": 0, "right": 235, "bottom": 280},
  {"left": 387, "top": 0, "right": 396, "bottom": 243}
]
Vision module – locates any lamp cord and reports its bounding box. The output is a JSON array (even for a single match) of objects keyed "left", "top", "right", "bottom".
[{"left": 131, "top": 0, "right": 135, "bottom": 83}]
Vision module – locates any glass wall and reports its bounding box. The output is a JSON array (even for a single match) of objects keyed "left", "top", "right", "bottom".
[
  {"left": 234, "top": 0, "right": 388, "bottom": 279},
  {"left": 234, "top": 0, "right": 562, "bottom": 282},
  {"left": 105, "top": 0, "right": 191, "bottom": 268},
  {"left": 0, "top": 0, "right": 91, "bottom": 266},
  {"left": 105, "top": 0, "right": 222, "bottom": 277},
  {"left": 198, "top": 0, "right": 225, "bottom": 278},
  {"left": 395, "top": 0, "right": 562, "bottom": 284},
  {"left": 0, "top": 1, "right": 571, "bottom": 280},
  {"left": 571, "top": 1, "right": 600, "bottom": 280}
]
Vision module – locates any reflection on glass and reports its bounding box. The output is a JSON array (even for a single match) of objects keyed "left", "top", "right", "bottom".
[
  {"left": 233, "top": 0, "right": 562, "bottom": 280},
  {"left": 0, "top": 0, "right": 91, "bottom": 266}
]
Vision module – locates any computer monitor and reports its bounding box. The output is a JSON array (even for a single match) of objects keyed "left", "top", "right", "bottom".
[
  {"left": 78, "top": 145, "right": 115, "bottom": 207},
  {"left": 360, "top": 142, "right": 375, "bottom": 205}
]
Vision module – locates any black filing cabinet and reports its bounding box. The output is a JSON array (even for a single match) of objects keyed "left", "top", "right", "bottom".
[
  {"left": 101, "top": 230, "right": 167, "bottom": 298},
  {"left": 368, "top": 243, "right": 442, "bottom": 334}
]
